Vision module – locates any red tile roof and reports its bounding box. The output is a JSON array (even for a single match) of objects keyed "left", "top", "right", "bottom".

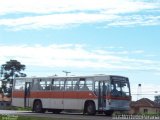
[{"left": 130, "top": 98, "right": 160, "bottom": 108}]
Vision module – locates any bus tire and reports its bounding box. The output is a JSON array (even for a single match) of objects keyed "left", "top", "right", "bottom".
[
  {"left": 85, "top": 101, "right": 96, "bottom": 115},
  {"left": 105, "top": 110, "right": 113, "bottom": 116},
  {"left": 33, "top": 100, "right": 45, "bottom": 113}
]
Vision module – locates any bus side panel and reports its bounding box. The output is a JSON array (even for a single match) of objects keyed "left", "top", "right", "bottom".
[
  {"left": 12, "top": 98, "right": 24, "bottom": 107},
  {"left": 63, "top": 91, "right": 79, "bottom": 110},
  {"left": 63, "top": 99, "right": 98, "bottom": 110},
  {"left": 30, "top": 91, "right": 64, "bottom": 109},
  {"left": 12, "top": 91, "right": 25, "bottom": 107},
  {"left": 30, "top": 98, "right": 64, "bottom": 109},
  {"left": 49, "top": 98, "right": 64, "bottom": 109}
]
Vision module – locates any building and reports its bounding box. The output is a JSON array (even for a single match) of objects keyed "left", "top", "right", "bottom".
[
  {"left": 130, "top": 98, "right": 160, "bottom": 114},
  {"left": 0, "top": 93, "right": 11, "bottom": 109}
]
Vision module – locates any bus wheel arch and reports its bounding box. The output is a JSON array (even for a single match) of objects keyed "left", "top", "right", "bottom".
[
  {"left": 33, "top": 99, "right": 45, "bottom": 113},
  {"left": 84, "top": 100, "right": 96, "bottom": 115}
]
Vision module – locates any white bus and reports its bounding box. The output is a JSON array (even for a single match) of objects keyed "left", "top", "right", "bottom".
[{"left": 12, "top": 75, "right": 131, "bottom": 115}]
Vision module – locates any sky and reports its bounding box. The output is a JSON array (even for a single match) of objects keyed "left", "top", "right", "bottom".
[{"left": 0, "top": 0, "right": 160, "bottom": 101}]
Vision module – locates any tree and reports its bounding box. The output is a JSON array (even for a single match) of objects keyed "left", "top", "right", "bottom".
[{"left": 0, "top": 60, "right": 26, "bottom": 96}]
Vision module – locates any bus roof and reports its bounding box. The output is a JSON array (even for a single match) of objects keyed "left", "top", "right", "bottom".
[{"left": 14, "top": 74, "right": 128, "bottom": 80}]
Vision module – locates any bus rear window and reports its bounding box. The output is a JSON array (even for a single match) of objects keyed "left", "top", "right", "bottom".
[{"left": 14, "top": 80, "right": 25, "bottom": 90}]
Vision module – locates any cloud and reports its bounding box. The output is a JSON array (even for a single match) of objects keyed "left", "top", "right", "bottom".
[
  {"left": 108, "top": 15, "right": 160, "bottom": 27},
  {"left": 0, "top": 0, "right": 160, "bottom": 30},
  {"left": 0, "top": 44, "right": 160, "bottom": 72},
  {"left": 0, "top": 0, "right": 157, "bottom": 15},
  {"left": 0, "top": 13, "right": 119, "bottom": 30}
]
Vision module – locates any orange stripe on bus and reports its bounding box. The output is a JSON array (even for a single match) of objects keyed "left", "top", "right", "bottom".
[
  {"left": 12, "top": 91, "right": 24, "bottom": 98},
  {"left": 12, "top": 91, "right": 131, "bottom": 100},
  {"left": 12, "top": 91, "right": 97, "bottom": 99}
]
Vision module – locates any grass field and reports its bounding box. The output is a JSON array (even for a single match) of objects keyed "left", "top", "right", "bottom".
[
  {"left": 0, "top": 115, "right": 82, "bottom": 120},
  {"left": 18, "top": 116, "right": 76, "bottom": 120}
]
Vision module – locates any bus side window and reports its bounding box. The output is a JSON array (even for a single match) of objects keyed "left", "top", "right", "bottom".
[
  {"left": 86, "top": 79, "right": 93, "bottom": 90},
  {"left": 45, "top": 80, "right": 52, "bottom": 90},
  {"left": 73, "top": 79, "right": 79, "bottom": 90},
  {"left": 104, "top": 82, "right": 109, "bottom": 96},
  {"left": 53, "top": 79, "right": 60, "bottom": 90},
  {"left": 94, "top": 81, "right": 99, "bottom": 95},
  {"left": 39, "top": 79, "right": 46, "bottom": 90},
  {"left": 60, "top": 80, "right": 65, "bottom": 90},
  {"left": 32, "top": 79, "right": 40, "bottom": 90},
  {"left": 79, "top": 78, "right": 89, "bottom": 91},
  {"left": 65, "top": 79, "right": 73, "bottom": 91}
]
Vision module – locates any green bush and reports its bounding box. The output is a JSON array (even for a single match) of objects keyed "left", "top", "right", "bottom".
[{"left": 4, "top": 106, "right": 31, "bottom": 111}]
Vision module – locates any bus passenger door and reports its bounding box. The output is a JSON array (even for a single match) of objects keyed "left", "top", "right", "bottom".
[
  {"left": 97, "top": 81, "right": 106, "bottom": 111},
  {"left": 24, "top": 82, "right": 31, "bottom": 107}
]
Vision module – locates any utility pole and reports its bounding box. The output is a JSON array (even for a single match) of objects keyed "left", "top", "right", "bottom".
[
  {"left": 137, "top": 84, "right": 142, "bottom": 100},
  {"left": 62, "top": 70, "right": 71, "bottom": 76}
]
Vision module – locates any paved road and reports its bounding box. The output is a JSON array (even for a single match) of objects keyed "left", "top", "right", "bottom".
[{"left": 0, "top": 110, "right": 112, "bottom": 120}]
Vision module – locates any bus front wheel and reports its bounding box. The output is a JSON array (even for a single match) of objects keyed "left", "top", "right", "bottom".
[
  {"left": 33, "top": 100, "right": 45, "bottom": 113},
  {"left": 85, "top": 102, "right": 96, "bottom": 115}
]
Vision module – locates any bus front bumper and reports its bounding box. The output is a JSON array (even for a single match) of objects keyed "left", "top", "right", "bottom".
[{"left": 106, "top": 99, "right": 130, "bottom": 111}]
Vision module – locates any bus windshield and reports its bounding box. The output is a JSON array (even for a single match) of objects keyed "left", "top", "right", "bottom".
[{"left": 110, "top": 77, "right": 130, "bottom": 97}]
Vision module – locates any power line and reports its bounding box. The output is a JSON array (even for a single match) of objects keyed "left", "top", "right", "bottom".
[{"left": 132, "top": 94, "right": 160, "bottom": 96}]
